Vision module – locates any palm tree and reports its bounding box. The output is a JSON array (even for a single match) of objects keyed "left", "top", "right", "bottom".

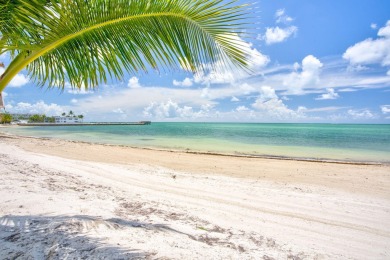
[
  {"left": 0, "top": 0, "right": 251, "bottom": 92},
  {"left": 0, "top": 113, "right": 12, "bottom": 124}
]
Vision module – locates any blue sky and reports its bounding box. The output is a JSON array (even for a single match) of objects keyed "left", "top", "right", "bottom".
[{"left": 1, "top": 0, "right": 390, "bottom": 123}]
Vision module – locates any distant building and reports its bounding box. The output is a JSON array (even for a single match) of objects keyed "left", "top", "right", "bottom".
[{"left": 54, "top": 116, "right": 81, "bottom": 124}]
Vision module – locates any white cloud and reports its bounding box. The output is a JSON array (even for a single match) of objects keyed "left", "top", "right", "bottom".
[
  {"left": 381, "top": 105, "right": 390, "bottom": 114},
  {"left": 194, "top": 36, "right": 269, "bottom": 85},
  {"left": 128, "top": 76, "right": 141, "bottom": 88},
  {"left": 67, "top": 88, "right": 94, "bottom": 95},
  {"left": 194, "top": 69, "right": 235, "bottom": 85},
  {"left": 378, "top": 20, "right": 390, "bottom": 37},
  {"left": 143, "top": 100, "right": 194, "bottom": 119},
  {"left": 70, "top": 98, "right": 78, "bottom": 104},
  {"left": 251, "top": 86, "right": 305, "bottom": 120},
  {"left": 0, "top": 67, "right": 29, "bottom": 87},
  {"left": 68, "top": 86, "right": 214, "bottom": 121},
  {"left": 261, "top": 26, "right": 298, "bottom": 45},
  {"left": 293, "top": 62, "right": 300, "bottom": 71},
  {"left": 371, "top": 23, "right": 377, "bottom": 30},
  {"left": 258, "top": 86, "right": 278, "bottom": 101},
  {"left": 315, "top": 88, "right": 339, "bottom": 100},
  {"left": 65, "top": 82, "right": 94, "bottom": 94},
  {"left": 2, "top": 92, "right": 7, "bottom": 97},
  {"left": 173, "top": 77, "right": 193, "bottom": 87},
  {"left": 258, "top": 10, "right": 297, "bottom": 45},
  {"left": 238, "top": 83, "right": 256, "bottom": 95},
  {"left": 6, "top": 101, "right": 65, "bottom": 116},
  {"left": 303, "top": 106, "right": 348, "bottom": 112},
  {"left": 347, "top": 109, "right": 376, "bottom": 119},
  {"left": 246, "top": 43, "right": 270, "bottom": 70},
  {"left": 231, "top": 96, "right": 240, "bottom": 102},
  {"left": 236, "top": 105, "right": 249, "bottom": 112},
  {"left": 343, "top": 20, "right": 390, "bottom": 67},
  {"left": 201, "top": 87, "right": 210, "bottom": 98},
  {"left": 275, "top": 9, "right": 293, "bottom": 24},
  {"left": 283, "top": 55, "right": 323, "bottom": 94},
  {"left": 112, "top": 108, "right": 124, "bottom": 114}
]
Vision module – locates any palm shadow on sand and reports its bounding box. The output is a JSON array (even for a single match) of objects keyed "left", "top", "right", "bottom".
[{"left": 0, "top": 214, "right": 193, "bottom": 259}]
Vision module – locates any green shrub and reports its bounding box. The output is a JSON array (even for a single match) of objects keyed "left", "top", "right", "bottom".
[{"left": 0, "top": 113, "right": 12, "bottom": 124}]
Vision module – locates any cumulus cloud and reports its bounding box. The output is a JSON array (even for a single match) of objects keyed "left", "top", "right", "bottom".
[
  {"left": 251, "top": 86, "right": 305, "bottom": 120},
  {"left": 378, "top": 21, "right": 390, "bottom": 37},
  {"left": 315, "top": 88, "right": 339, "bottom": 100},
  {"left": 236, "top": 105, "right": 249, "bottom": 112},
  {"left": 128, "top": 76, "right": 141, "bottom": 88},
  {"left": 371, "top": 23, "right": 377, "bottom": 30},
  {"left": 283, "top": 55, "right": 323, "bottom": 94},
  {"left": 381, "top": 105, "right": 390, "bottom": 114},
  {"left": 0, "top": 67, "right": 29, "bottom": 87},
  {"left": 238, "top": 83, "right": 256, "bottom": 95},
  {"left": 258, "top": 9, "right": 297, "bottom": 45},
  {"left": 347, "top": 109, "right": 376, "bottom": 119},
  {"left": 173, "top": 77, "right": 193, "bottom": 87},
  {"left": 143, "top": 100, "right": 196, "bottom": 119},
  {"left": 343, "top": 20, "right": 390, "bottom": 68},
  {"left": 261, "top": 26, "right": 298, "bottom": 45},
  {"left": 6, "top": 101, "right": 65, "bottom": 115},
  {"left": 70, "top": 98, "right": 78, "bottom": 104}
]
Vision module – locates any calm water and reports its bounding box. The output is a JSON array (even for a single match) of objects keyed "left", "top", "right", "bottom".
[{"left": 2, "top": 123, "right": 390, "bottom": 163}]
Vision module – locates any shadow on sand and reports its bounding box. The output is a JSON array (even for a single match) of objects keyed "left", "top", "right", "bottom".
[{"left": 0, "top": 214, "right": 190, "bottom": 259}]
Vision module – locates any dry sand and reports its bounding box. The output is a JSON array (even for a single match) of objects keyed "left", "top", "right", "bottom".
[{"left": 0, "top": 132, "right": 390, "bottom": 259}]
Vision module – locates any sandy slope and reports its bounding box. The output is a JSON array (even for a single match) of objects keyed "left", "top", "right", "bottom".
[{"left": 0, "top": 134, "right": 390, "bottom": 259}]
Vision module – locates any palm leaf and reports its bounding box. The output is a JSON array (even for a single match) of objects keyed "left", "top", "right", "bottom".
[{"left": 0, "top": 0, "right": 251, "bottom": 92}]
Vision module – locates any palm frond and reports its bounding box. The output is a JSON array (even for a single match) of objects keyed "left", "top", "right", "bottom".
[{"left": 0, "top": 0, "right": 251, "bottom": 92}]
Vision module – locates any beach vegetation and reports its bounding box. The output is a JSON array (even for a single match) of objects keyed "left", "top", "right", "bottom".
[
  {"left": 0, "top": 0, "right": 251, "bottom": 92},
  {"left": 28, "top": 114, "right": 47, "bottom": 123},
  {"left": 0, "top": 112, "right": 12, "bottom": 124}
]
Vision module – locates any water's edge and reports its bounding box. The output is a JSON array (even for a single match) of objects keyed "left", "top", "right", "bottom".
[{"left": 0, "top": 131, "right": 385, "bottom": 166}]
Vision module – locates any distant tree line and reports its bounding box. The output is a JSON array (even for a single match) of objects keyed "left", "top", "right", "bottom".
[
  {"left": 28, "top": 114, "right": 55, "bottom": 123},
  {"left": 1, "top": 111, "right": 84, "bottom": 124}
]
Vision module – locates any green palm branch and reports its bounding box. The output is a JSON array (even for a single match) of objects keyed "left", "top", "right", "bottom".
[{"left": 0, "top": 0, "right": 251, "bottom": 93}]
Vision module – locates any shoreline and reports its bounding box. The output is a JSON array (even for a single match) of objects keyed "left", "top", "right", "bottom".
[
  {"left": 1, "top": 130, "right": 389, "bottom": 199},
  {"left": 0, "top": 131, "right": 385, "bottom": 166}
]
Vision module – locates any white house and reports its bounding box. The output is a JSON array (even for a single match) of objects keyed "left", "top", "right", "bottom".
[{"left": 54, "top": 116, "right": 81, "bottom": 124}]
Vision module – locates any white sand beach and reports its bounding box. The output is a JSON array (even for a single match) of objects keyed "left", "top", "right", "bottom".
[{"left": 1, "top": 132, "right": 390, "bottom": 259}]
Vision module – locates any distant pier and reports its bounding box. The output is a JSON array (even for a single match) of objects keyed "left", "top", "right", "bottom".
[{"left": 17, "top": 121, "right": 151, "bottom": 126}]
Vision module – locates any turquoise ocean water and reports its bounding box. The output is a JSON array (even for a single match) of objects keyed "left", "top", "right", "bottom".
[{"left": 1, "top": 123, "right": 390, "bottom": 163}]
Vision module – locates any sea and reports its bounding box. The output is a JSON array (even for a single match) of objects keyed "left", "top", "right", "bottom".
[{"left": 1, "top": 123, "right": 390, "bottom": 163}]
